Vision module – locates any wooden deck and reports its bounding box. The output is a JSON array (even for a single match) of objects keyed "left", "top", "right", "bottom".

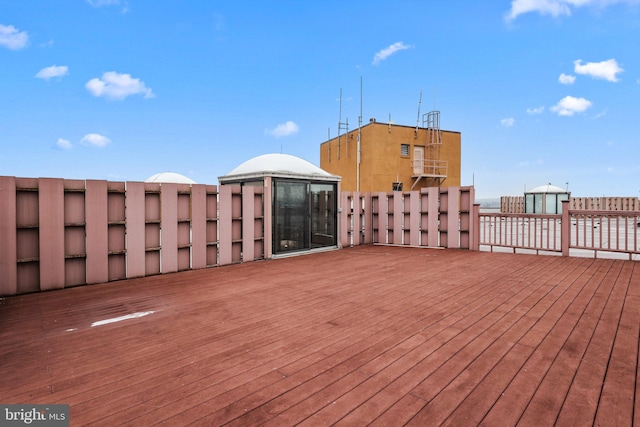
[{"left": 1, "top": 246, "right": 638, "bottom": 426}]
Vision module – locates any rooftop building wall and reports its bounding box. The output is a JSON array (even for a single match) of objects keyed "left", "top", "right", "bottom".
[{"left": 320, "top": 121, "right": 461, "bottom": 193}]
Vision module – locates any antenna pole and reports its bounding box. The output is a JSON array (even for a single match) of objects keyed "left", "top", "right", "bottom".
[
  {"left": 338, "top": 88, "right": 349, "bottom": 159},
  {"left": 337, "top": 89, "right": 342, "bottom": 160},
  {"left": 357, "top": 76, "right": 363, "bottom": 192},
  {"left": 416, "top": 90, "right": 422, "bottom": 132}
]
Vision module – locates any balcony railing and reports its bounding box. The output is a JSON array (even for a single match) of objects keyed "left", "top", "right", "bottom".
[
  {"left": 477, "top": 201, "right": 640, "bottom": 260},
  {"left": 412, "top": 159, "right": 448, "bottom": 177}
]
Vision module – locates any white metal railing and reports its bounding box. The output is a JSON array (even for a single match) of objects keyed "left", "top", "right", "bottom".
[
  {"left": 412, "top": 159, "right": 448, "bottom": 176},
  {"left": 479, "top": 213, "right": 562, "bottom": 254},
  {"left": 570, "top": 210, "right": 640, "bottom": 256},
  {"left": 477, "top": 206, "right": 640, "bottom": 260}
]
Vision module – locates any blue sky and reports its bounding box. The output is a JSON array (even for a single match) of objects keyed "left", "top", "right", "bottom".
[{"left": 1, "top": 0, "right": 639, "bottom": 199}]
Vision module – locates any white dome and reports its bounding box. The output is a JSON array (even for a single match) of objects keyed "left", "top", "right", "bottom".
[
  {"left": 145, "top": 172, "right": 196, "bottom": 184},
  {"left": 526, "top": 183, "right": 567, "bottom": 194},
  {"left": 219, "top": 153, "right": 339, "bottom": 182}
]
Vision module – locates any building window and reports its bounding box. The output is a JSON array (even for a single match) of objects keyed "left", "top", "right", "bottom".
[{"left": 400, "top": 144, "right": 410, "bottom": 156}]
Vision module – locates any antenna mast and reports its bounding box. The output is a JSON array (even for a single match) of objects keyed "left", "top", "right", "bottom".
[
  {"left": 357, "top": 77, "right": 363, "bottom": 192},
  {"left": 415, "top": 90, "right": 422, "bottom": 133},
  {"left": 338, "top": 88, "right": 349, "bottom": 159}
]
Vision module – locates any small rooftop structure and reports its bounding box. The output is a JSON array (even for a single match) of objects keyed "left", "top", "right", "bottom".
[
  {"left": 525, "top": 183, "right": 570, "bottom": 214},
  {"left": 145, "top": 172, "right": 196, "bottom": 184},
  {"left": 219, "top": 153, "right": 341, "bottom": 257}
]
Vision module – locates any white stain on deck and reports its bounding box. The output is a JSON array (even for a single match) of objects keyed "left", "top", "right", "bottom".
[{"left": 91, "top": 311, "right": 155, "bottom": 327}]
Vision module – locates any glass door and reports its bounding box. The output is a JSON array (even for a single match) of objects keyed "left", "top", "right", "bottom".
[
  {"left": 310, "top": 183, "right": 336, "bottom": 248},
  {"left": 273, "top": 181, "right": 309, "bottom": 253},
  {"left": 272, "top": 180, "right": 337, "bottom": 255}
]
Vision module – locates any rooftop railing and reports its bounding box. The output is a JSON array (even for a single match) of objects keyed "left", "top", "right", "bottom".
[{"left": 478, "top": 200, "right": 640, "bottom": 260}]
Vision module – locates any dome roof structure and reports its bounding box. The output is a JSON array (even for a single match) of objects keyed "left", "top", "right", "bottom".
[
  {"left": 526, "top": 183, "right": 568, "bottom": 194},
  {"left": 145, "top": 172, "right": 196, "bottom": 184},
  {"left": 219, "top": 153, "right": 340, "bottom": 183}
]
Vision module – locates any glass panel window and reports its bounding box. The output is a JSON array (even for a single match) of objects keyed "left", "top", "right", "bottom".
[
  {"left": 310, "top": 183, "right": 336, "bottom": 248},
  {"left": 546, "top": 194, "right": 557, "bottom": 214},
  {"left": 534, "top": 194, "right": 543, "bottom": 213},
  {"left": 400, "top": 144, "right": 410, "bottom": 156},
  {"left": 525, "top": 194, "right": 534, "bottom": 213},
  {"left": 272, "top": 180, "right": 337, "bottom": 254},
  {"left": 273, "top": 181, "right": 309, "bottom": 253}
]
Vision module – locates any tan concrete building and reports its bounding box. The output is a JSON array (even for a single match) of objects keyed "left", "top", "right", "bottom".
[{"left": 320, "top": 116, "right": 461, "bottom": 193}]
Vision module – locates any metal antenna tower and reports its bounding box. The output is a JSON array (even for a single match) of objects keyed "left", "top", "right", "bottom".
[
  {"left": 338, "top": 89, "right": 349, "bottom": 159},
  {"left": 415, "top": 91, "right": 422, "bottom": 134},
  {"left": 357, "top": 77, "right": 363, "bottom": 192}
]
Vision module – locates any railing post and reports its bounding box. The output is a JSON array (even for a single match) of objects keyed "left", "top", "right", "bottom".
[
  {"left": 472, "top": 203, "right": 480, "bottom": 251},
  {"left": 561, "top": 200, "right": 570, "bottom": 256}
]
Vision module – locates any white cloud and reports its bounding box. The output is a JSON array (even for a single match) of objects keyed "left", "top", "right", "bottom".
[
  {"left": 86, "top": 71, "right": 154, "bottom": 100},
  {"left": 558, "top": 73, "right": 576, "bottom": 84},
  {"left": 592, "top": 109, "right": 607, "bottom": 119},
  {"left": 501, "top": 118, "right": 516, "bottom": 127},
  {"left": 505, "top": 0, "right": 640, "bottom": 21},
  {"left": 86, "top": 0, "right": 129, "bottom": 13},
  {"left": 526, "top": 106, "right": 545, "bottom": 114},
  {"left": 56, "top": 138, "right": 72, "bottom": 150},
  {"left": 551, "top": 95, "right": 592, "bottom": 116},
  {"left": 0, "top": 24, "right": 29, "bottom": 50},
  {"left": 372, "top": 42, "right": 411, "bottom": 65},
  {"left": 266, "top": 121, "right": 300, "bottom": 137},
  {"left": 86, "top": 0, "right": 119, "bottom": 6},
  {"left": 574, "top": 59, "right": 623, "bottom": 82},
  {"left": 35, "top": 65, "right": 69, "bottom": 80},
  {"left": 81, "top": 133, "right": 111, "bottom": 147}
]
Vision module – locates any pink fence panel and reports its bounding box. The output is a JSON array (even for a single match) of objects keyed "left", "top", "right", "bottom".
[
  {"left": 390, "top": 192, "right": 403, "bottom": 245},
  {"left": 252, "top": 186, "right": 264, "bottom": 260},
  {"left": 64, "top": 180, "right": 87, "bottom": 287},
  {"left": 342, "top": 186, "right": 470, "bottom": 249},
  {"left": 205, "top": 185, "right": 218, "bottom": 267},
  {"left": 0, "top": 176, "right": 17, "bottom": 295},
  {"left": 218, "top": 185, "right": 253, "bottom": 265},
  {"left": 406, "top": 191, "right": 421, "bottom": 246},
  {"left": 352, "top": 192, "right": 362, "bottom": 246},
  {"left": 460, "top": 186, "right": 474, "bottom": 250},
  {"left": 144, "top": 183, "right": 161, "bottom": 276},
  {"left": 340, "top": 192, "right": 351, "bottom": 247},
  {"left": 363, "top": 192, "right": 372, "bottom": 245},
  {"left": 177, "top": 185, "right": 192, "bottom": 271},
  {"left": 86, "top": 180, "right": 109, "bottom": 285},
  {"left": 440, "top": 186, "right": 460, "bottom": 248},
  {"left": 339, "top": 192, "right": 368, "bottom": 247},
  {"left": 39, "top": 178, "right": 65, "bottom": 291},
  {"left": 107, "top": 181, "right": 126, "bottom": 281},
  {"left": 15, "top": 178, "right": 40, "bottom": 294},
  {"left": 126, "top": 182, "right": 146, "bottom": 279},
  {"left": 191, "top": 184, "right": 208, "bottom": 270},
  {"left": 231, "top": 187, "right": 242, "bottom": 263},
  {"left": 421, "top": 187, "right": 439, "bottom": 248},
  {"left": 0, "top": 176, "right": 264, "bottom": 296},
  {"left": 241, "top": 186, "right": 264, "bottom": 262},
  {"left": 160, "top": 183, "right": 179, "bottom": 274},
  {"left": 218, "top": 185, "right": 233, "bottom": 266}
]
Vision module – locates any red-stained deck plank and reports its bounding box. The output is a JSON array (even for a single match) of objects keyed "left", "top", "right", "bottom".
[{"left": 0, "top": 246, "right": 638, "bottom": 427}]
